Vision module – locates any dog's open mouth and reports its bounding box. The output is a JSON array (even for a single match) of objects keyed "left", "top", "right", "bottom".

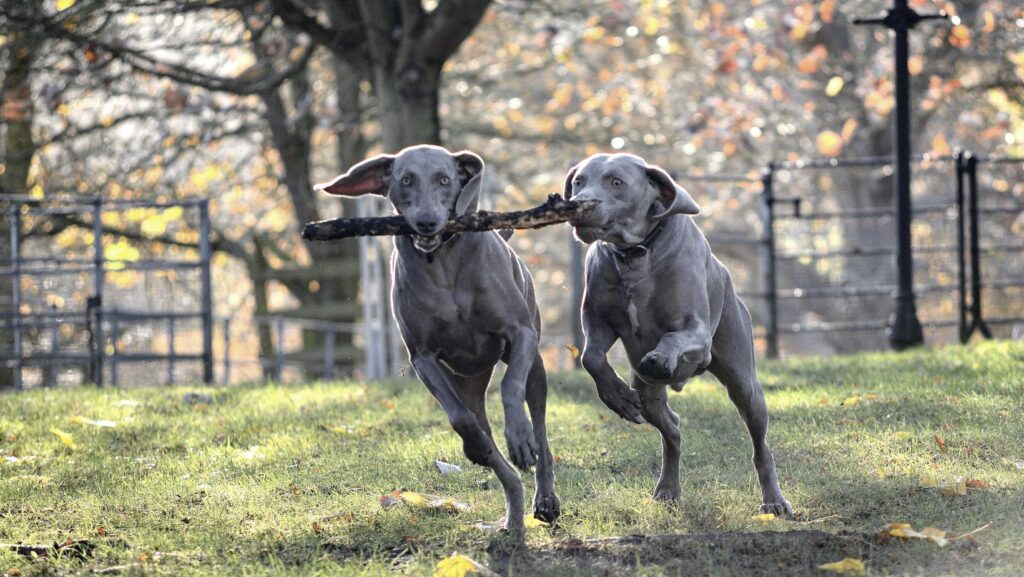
[{"left": 412, "top": 234, "right": 442, "bottom": 252}]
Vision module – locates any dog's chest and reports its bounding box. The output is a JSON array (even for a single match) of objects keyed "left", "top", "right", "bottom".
[{"left": 609, "top": 256, "right": 654, "bottom": 337}]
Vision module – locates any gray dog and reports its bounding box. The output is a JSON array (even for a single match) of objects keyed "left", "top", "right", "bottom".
[
  {"left": 317, "top": 145, "right": 560, "bottom": 531},
  {"left": 565, "top": 152, "right": 792, "bottom": 517}
]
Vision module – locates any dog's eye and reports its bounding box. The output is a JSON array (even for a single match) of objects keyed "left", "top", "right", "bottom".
[
  {"left": 611, "top": 178, "right": 623, "bottom": 187},
  {"left": 401, "top": 176, "right": 412, "bottom": 186},
  {"left": 440, "top": 176, "right": 450, "bottom": 185},
  {"left": 573, "top": 179, "right": 581, "bottom": 187}
]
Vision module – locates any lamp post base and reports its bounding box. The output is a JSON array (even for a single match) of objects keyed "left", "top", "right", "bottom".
[{"left": 887, "top": 297, "right": 924, "bottom": 350}]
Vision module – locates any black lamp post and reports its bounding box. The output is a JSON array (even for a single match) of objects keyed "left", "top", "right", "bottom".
[{"left": 854, "top": 1, "right": 946, "bottom": 350}]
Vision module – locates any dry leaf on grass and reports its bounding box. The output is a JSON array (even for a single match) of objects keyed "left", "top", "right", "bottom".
[
  {"left": 435, "top": 460, "right": 463, "bottom": 475},
  {"left": 751, "top": 513, "right": 777, "bottom": 522},
  {"left": 818, "top": 557, "right": 866, "bottom": 576},
  {"left": 49, "top": 428, "right": 77, "bottom": 450},
  {"left": 876, "top": 522, "right": 990, "bottom": 547},
  {"left": 379, "top": 490, "right": 470, "bottom": 513},
  {"left": 434, "top": 553, "right": 500, "bottom": 577},
  {"left": 69, "top": 416, "right": 116, "bottom": 428}
]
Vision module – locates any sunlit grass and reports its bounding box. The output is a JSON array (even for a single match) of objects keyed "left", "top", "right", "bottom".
[{"left": 1, "top": 341, "right": 1022, "bottom": 575}]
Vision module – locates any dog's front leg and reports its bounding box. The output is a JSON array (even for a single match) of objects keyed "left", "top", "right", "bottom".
[
  {"left": 638, "top": 317, "right": 713, "bottom": 382},
  {"left": 500, "top": 327, "right": 540, "bottom": 471},
  {"left": 411, "top": 354, "right": 526, "bottom": 531},
  {"left": 581, "top": 307, "right": 645, "bottom": 423}
]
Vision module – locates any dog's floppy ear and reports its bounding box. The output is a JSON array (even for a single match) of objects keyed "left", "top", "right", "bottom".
[
  {"left": 315, "top": 154, "right": 395, "bottom": 197},
  {"left": 453, "top": 150, "right": 484, "bottom": 214},
  {"left": 563, "top": 164, "right": 579, "bottom": 200},
  {"left": 647, "top": 163, "right": 700, "bottom": 219}
]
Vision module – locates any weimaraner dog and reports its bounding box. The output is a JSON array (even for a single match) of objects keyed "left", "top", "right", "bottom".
[
  {"left": 317, "top": 145, "right": 560, "bottom": 532},
  {"left": 565, "top": 152, "right": 793, "bottom": 517}
]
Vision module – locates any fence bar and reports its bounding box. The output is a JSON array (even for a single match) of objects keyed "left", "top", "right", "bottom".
[
  {"left": 199, "top": 199, "right": 214, "bottom": 383},
  {"left": 47, "top": 304, "right": 59, "bottom": 387},
  {"left": 323, "top": 329, "right": 336, "bottom": 381},
  {"left": 110, "top": 314, "right": 119, "bottom": 387},
  {"left": 91, "top": 199, "right": 105, "bottom": 386},
  {"left": 956, "top": 151, "right": 969, "bottom": 342},
  {"left": 9, "top": 209, "right": 23, "bottom": 389},
  {"left": 275, "top": 314, "right": 285, "bottom": 382},
  {"left": 222, "top": 318, "right": 231, "bottom": 384},
  {"left": 965, "top": 154, "right": 993, "bottom": 340},
  {"left": 760, "top": 166, "right": 779, "bottom": 359},
  {"left": 167, "top": 316, "right": 176, "bottom": 385}
]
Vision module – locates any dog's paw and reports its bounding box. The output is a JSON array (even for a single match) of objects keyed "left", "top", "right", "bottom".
[
  {"left": 638, "top": 351, "right": 676, "bottom": 380},
  {"left": 759, "top": 498, "right": 794, "bottom": 520},
  {"left": 505, "top": 420, "right": 538, "bottom": 471},
  {"left": 597, "top": 383, "right": 645, "bottom": 424},
  {"left": 533, "top": 492, "right": 561, "bottom": 523}
]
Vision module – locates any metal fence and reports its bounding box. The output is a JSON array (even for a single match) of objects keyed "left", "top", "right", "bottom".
[{"left": 0, "top": 195, "right": 213, "bottom": 388}]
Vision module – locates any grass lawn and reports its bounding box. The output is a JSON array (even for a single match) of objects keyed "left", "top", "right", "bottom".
[{"left": 2, "top": 341, "right": 1023, "bottom": 576}]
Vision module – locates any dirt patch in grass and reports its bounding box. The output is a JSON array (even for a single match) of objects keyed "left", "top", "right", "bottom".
[{"left": 482, "top": 530, "right": 991, "bottom": 577}]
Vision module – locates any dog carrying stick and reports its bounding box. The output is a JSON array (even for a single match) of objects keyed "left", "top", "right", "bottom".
[{"left": 301, "top": 194, "right": 597, "bottom": 241}]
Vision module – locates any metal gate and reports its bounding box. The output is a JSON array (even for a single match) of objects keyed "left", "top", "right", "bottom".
[{"left": 0, "top": 195, "right": 212, "bottom": 388}]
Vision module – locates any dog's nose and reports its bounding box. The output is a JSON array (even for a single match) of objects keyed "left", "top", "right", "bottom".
[{"left": 415, "top": 218, "right": 443, "bottom": 234}]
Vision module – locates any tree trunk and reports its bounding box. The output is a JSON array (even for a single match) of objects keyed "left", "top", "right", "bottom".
[
  {"left": 373, "top": 63, "right": 442, "bottom": 150},
  {"left": 0, "top": 25, "right": 36, "bottom": 388}
]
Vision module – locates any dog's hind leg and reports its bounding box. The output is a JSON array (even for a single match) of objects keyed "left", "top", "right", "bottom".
[
  {"left": 413, "top": 356, "right": 525, "bottom": 530},
  {"left": 706, "top": 298, "right": 793, "bottom": 518},
  {"left": 524, "top": 353, "right": 561, "bottom": 522},
  {"left": 633, "top": 376, "right": 682, "bottom": 502}
]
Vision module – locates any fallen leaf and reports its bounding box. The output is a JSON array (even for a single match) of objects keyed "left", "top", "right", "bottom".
[
  {"left": 311, "top": 521, "right": 322, "bottom": 534},
  {"left": 750, "top": 513, "right": 777, "bottom": 522},
  {"left": 436, "top": 460, "right": 463, "bottom": 475},
  {"left": 818, "top": 557, "right": 866, "bottom": 576},
  {"left": 934, "top": 435, "right": 947, "bottom": 452},
  {"left": 919, "top": 475, "right": 939, "bottom": 488},
  {"left": 940, "top": 479, "right": 968, "bottom": 497},
  {"left": 381, "top": 491, "right": 470, "bottom": 513},
  {"left": 965, "top": 479, "right": 986, "bottom": 489},
  {"left": 435, "top": 554, "right": 478, "bottom": 577},
  {"left": 70, "top": 416, "right": 116, "bottom": 428},
  {"left": 877, "top": 522, "right": 989, "bottom": 547},
  {"left": 49, "top": 428, "right": 77, "bottom": 450},
  {"left": 524, "top": 516, "right": 550, "bottom": 529}
]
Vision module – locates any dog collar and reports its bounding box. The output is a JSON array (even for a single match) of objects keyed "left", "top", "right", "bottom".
[{"left": 605, "top": 221, "right": 666, "bottom": 262}]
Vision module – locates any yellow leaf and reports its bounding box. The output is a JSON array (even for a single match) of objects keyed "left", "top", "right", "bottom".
[
  {"left": 840, "top": 395, "right": 860, "bottom": 406},
  {"left": 919, "top": 475, "right": 939, "bottom": 488},
  {"left": 751, "top": 513, "right": 777, "bottom": 522},
  {"left": 565, "top": 344, "right": 580, "bottom": 359},
  {"left": 817, "top": 131, "right": 843, "bottom": 157},
  {"left": 524, "top": 516, "right": 550, "bottom": 529},
  {"left": 56, "top": 0, "right": 76, "bottom": 11},
  {"left": 825, "top": 76, "right": 845, "bottom": 97},
  {"left": 434, "top": 554, "right": 478, "bottom": 577},
  {"left": 818, "top": 558, "right": 866, "bottom": 576},
  {"left": 930, "top": 134, "right": 952, "bottom": 157},
  {"left": 401, "top": 491, "right": 428, "bottom": 507},
  {"left": 50, "top": 427, "right": 77, "bottom": 450},
  {"left": 69, "top": 416, "right": 116, "bottom": 428},
  {"left": 840, "top": 118, "right": 858, "bottom": 142}
]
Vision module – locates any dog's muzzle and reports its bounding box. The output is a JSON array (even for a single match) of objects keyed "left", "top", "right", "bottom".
[{"left": 412, "top": 234, "right": 443, "bottom": 252}]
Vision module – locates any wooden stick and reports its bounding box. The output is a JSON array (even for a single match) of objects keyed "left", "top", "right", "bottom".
[{"left": 301, "top": 194, "right": 596, "bottom": 241}]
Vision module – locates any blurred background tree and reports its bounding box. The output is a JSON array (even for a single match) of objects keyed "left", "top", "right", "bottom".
[{"left": 1, "top": 0, "right": 1020, "bottom": 381}]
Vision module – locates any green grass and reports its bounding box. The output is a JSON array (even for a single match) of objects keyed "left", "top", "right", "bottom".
[{"left": 2, "top": 341, "right": 1023, "bottom": 576}]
